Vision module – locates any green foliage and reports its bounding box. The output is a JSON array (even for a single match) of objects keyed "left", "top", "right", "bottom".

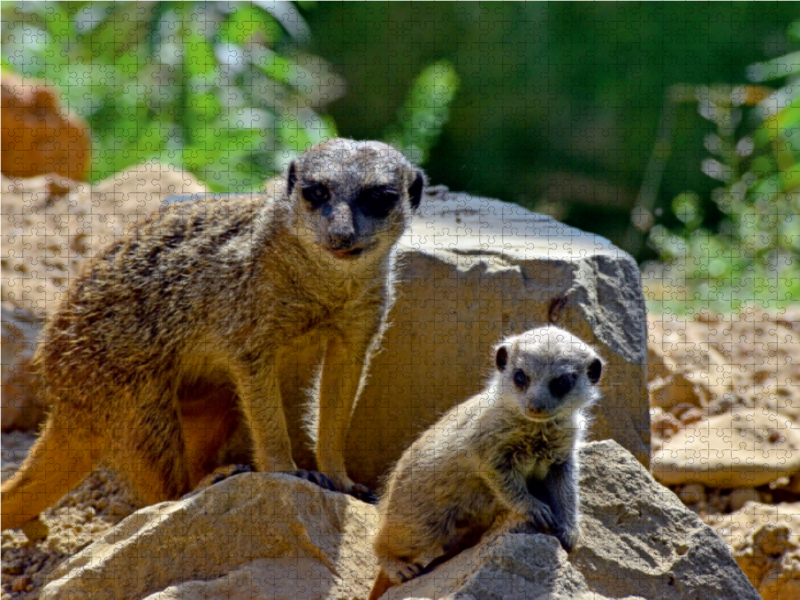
[
  {"left": 647, "top": 23, "right": 800, "bottom": 315},
  {"left": 384, "top": 61, "right": 460, "bottom": 166},
  {"left": 1, "top": 1, "right": 341, "bottom": 190}
]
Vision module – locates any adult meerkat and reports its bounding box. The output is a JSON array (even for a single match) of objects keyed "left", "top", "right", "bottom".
[
  {"left": 369, "top": 326, "right": 602, "bottom": 597},
  {"left": 2, "top": 139, "right": 424, "bottom": 531}
]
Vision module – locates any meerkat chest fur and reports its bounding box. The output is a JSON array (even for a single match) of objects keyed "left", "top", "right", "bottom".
[{"left": 476, "top": 406, "right": 578, "bottom": 481}]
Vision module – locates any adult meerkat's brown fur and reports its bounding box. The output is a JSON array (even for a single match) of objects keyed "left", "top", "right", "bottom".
[
  {"left": 369, "top": 326, "right": 602, "bottom": 598},
  {"left": 1, "top": 138, "right": 424, "bottom": 531}
]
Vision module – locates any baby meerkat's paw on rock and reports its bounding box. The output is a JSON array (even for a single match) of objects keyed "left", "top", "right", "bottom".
[
  {"left": 555, "top": 525, "right": 580, "bottom": 553},
  {"left": 526, "top": 499, "right": 558, "bottom": 532}
]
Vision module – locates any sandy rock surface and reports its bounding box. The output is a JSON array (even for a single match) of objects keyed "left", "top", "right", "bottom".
[
  {"left": 1, "top": 305, "right": 42, "bottom": 431},
  {"left": 40, "top": 441, "right": 757, "bottom": 600},
  {"left": 707, "top": 502, "right": 800, "bottom": 600}
]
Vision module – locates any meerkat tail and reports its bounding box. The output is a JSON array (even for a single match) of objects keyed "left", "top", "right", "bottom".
[
  {"left": 368, "top": 569, "right": 395, "bottom": 600},
  {"left": 1, "top": 417, "right": 96, "bottom": 531}
]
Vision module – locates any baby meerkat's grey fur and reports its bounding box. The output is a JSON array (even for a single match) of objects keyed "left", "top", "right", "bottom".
[
  {"left": 2, "top": 139, "right": 424, "bottom": 532},
  {"left": 370, "top": 326, "right": 602, "bottom": 593}
]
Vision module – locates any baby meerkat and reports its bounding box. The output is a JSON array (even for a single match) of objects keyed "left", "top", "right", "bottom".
[
  {"left": 370, "top": 326, "right": 602, "bottom": 596},
  {"left": 2, "top": 139, "right": 424, "bottom": 531}
]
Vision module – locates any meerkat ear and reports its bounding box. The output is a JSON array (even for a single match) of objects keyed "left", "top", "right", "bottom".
[
  {"left": 495, "top": 345, "right": 508, "bottom": 372},
  {"left": 287, "top": 162, "right": 298, "bottom": 196},
  {"left": 587, "top": 358, "right": 603, "bottom": 384},
  {"left": 408, "top": 170, "right": 425, "bottom": 211}
]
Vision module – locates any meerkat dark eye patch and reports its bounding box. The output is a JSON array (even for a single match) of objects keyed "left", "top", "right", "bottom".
[
  {"left": 302, "top": 183, "right": 330, "bottom": 209},
  {"left": 513, "top": 369, "right": 529, "bottom": 389},
  {"left": 495, "top": 346, "right": 508, "bottom": 371},
  {"left": 587, "top": 358, "right": 602, "bottom": 384},
  {"left": 354, "top": 186, "right": 399, "bottom": 219},
  {"left": 287, "top": 162, "right": 298, "bottom": 195},
  {"left": 549, "top": 373, "right": 577, "bottom": 398},
  {"left": 409, "top": 171, "right": 425, "bottom": 210}
]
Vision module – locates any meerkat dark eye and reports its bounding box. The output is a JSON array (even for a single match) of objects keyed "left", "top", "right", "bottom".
[
  {"left": 587, "top": 358, "right": 602, "bottom": 384},
  {"left": 302, "top": 183, "right": 330, "bottom": 209},
  {"left": 549, "top": 373, "right": 577, "bottom": 398},
  {"left": 355, "top": 186, "right": 399, "bottom": 219},
  {"left": 513, "top": 369, "right": 529, "bottom": 389}
]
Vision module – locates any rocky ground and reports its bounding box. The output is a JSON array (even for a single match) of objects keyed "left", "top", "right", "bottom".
[
  {"left": 1, "top": 172, "right": 798, "bottom": 598},
  {"left": 648, "top": 308, "right": 800, "bottom": 600}
]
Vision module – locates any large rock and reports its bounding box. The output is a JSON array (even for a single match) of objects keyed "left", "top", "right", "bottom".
[
  {"left": 42, "top": 473, "right": 377, "bottom": 600},
  {"left": 652, "top": 408, "right": 800, "bottom": 487},
  {"left": 41, "top": 441, "right": 757, "bottom": 600},
  {"left": 279, "top": 188, "right": 650, "bottom": 488}
]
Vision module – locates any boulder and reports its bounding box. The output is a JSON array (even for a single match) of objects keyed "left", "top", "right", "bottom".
[
  {"left": 42, "top": 473, "right": 378, "bottom": 600},
  {"left": 41, "top": 441, "right": 757, "bottom": 600},
  {"left": 652, "top": 408, "right": 800, "bottom": 487},
  {"left": 278, "top": 188, "right": 650, "bottom": 488}
]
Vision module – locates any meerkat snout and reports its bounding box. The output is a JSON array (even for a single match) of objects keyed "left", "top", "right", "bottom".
[
  {"left": 494, "top": 331, "right": 603, "bottom": 420},
  {"left": 286, "top": 140, "right": 425, "bottom": 262}
]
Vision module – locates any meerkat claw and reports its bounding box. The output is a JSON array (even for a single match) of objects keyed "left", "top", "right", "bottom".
[
  {"left": 289, "top": 470, "right": 339, "bottom": 492},
  {"left": 349, "top": 483, "right": 379, "bottom": 504}
]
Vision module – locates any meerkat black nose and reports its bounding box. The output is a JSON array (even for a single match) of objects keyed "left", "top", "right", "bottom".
[
  {"left": 549, "top": 373, "right": 577, "bottom": 398},
  {"left": 328, "top": 230, "right": 356, "bottom": 250}
]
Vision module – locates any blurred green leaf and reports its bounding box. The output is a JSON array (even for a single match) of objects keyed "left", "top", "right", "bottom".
[{"left": 1, "top": 1, "right": 342, "bottom": 190}]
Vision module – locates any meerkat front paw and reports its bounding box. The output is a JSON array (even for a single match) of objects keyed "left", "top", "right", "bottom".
[
  {"left": 291, "top": 470, "right": 378, "bottom": 503},
  {"left": 385, "top": 558, "right": 426, "bottom": 584},
  {"left": 289, "top": 470, "right": 338, "bottom": 492},
  {"left": 348, "top": 482, "right": 378, "bottom": 504},
  {"left": 525, "top": 499, "right": 557, "bottom": 532},
  {"left": 554, "top": 524, "right": 579, "bottom": 553}
]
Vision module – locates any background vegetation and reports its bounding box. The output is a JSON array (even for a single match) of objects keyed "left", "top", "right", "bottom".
[{"left": 2, "top": 2, "right": 798, "bottom": 314}]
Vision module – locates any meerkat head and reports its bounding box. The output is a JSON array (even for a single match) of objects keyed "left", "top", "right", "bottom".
[
  {"left": 494, "top": 326, "right": 603, "bottom": 422},
  {"left": 285, "top": 139, "right": 425, "bottom": 265}
]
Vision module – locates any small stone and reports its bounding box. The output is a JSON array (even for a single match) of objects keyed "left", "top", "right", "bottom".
[
  {"left": 649, "top": 373, "right": 704, "bottom": 411},
  {"left": 651, "top": 411, "right": 681, "bottom": 439},
  {"left": 12, "top": 576, "right": 32, "bottom": 592},
  {"left": 678, "top": 484, "right": 706, "bottom": 505},
  {"left": 754, "top": 525, "right": 794, "bottom": 558},
  {"left": 730, "top": 488, "right": 760, "bottom": 512},
  {"left": 680, "top": 408, "right": 705, "bottom": 426}
]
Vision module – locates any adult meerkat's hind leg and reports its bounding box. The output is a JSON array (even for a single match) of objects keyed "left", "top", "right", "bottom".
[
  {"left": 1, "top": 413, "right": 98, "bottom": 531},
  {"left": 109, "top": 385, "right": 192, "bottom": 505}
]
